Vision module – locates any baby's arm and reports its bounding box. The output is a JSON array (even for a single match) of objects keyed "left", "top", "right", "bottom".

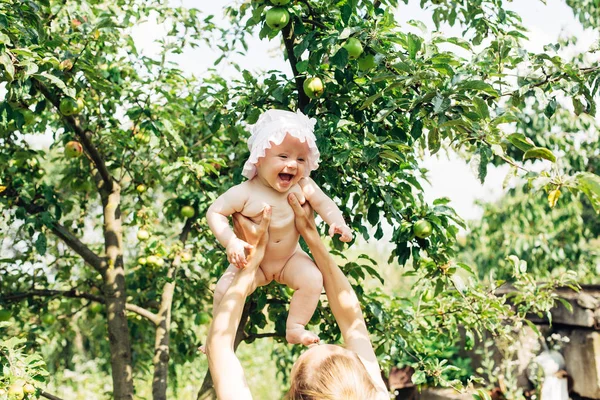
[
  {"left": 299, "top": 178, "right": 353, "bottom": 242},
  {"left": 206, "top": 184, "right": 253, "bottom": 267}
]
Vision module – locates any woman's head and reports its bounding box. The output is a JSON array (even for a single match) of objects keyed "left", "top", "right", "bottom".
[
  {"left": 243, "top": 109, "right": 320, "bottom": 180},
  {"left": 287, "top": 344, "right": 379, "bottom": 400}
]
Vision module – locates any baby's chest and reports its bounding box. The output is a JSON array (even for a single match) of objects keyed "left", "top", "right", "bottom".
[{"left": 242, "top": 188, "right": 305, "bottom": 226}]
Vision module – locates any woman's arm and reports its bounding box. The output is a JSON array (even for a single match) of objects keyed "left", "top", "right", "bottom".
[
  {"left": 287, "top": 194, "right": 388, "bottom": 395},
  {"left": 206, "top": 206, "right": 271, "bottom": 400}
]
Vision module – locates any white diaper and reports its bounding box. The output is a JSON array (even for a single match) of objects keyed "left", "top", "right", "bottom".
[{"left": 242, "top": 109, "right": 320, "bottom": 179}]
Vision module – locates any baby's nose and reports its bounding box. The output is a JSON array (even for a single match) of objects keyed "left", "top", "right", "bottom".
[{"left": 285, "top": 160, "right": 297, "bottom": 169}]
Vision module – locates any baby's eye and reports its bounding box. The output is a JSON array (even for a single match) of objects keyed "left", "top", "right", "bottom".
[
  {"left": 279, "top": 154, "right": 288, "bottom": 159},
  {"left": 297, "top": 158, "right": 306, "bottom": 162}
]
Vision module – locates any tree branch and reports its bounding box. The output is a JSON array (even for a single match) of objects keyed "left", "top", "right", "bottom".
[
  {"left": 33, "top": 79, "right": 114, "bottom": 192},
  {"left": 13, "top": 197, "right": 103, "bottom": 270},
  {"left": 41, "top": 391, "right": 66, "bottom": 400},
  {"left": 281, "top": 23, "right": 310, "bottom": 110},
  {"left": 1, "top": 289, "right": 158, "bottom": 324},
  {"left": 301, "top": 17, "right": 327, "bottom": 30},
  {"left": 245, "top": 332, "right": 283, "bottom": 341}
]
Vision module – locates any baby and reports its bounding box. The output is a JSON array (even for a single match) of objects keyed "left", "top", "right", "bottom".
[{"left": 206, "top": 109, "right": 352, "bottom": 346}]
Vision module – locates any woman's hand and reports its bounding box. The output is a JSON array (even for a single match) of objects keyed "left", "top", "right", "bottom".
[
  {"left": 232, "top": 206, "right": 271, "bottom": 266},
  {"left": 287, "top": 193, "right": 317, "bottom": 237}
]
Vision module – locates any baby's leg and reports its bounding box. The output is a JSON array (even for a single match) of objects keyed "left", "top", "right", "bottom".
[{"left": 278, "top": 251, "right": 323, "bottom": 346}]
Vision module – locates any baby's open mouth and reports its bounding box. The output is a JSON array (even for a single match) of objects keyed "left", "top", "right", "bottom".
[{"left": 279, "top": 173, "right": 294, "bottom": 182}]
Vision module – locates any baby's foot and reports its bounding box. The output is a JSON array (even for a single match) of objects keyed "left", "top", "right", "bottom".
[
  {"left": 198, "top": 344, "right": 206, "bottom": 354},
  {"left": 286, "top": 327, "right": 320, "bottom": 346}
]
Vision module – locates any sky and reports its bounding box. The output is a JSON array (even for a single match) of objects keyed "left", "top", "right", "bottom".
[{"left": 130, "top": 0, "right": 598, "bottom": 221}]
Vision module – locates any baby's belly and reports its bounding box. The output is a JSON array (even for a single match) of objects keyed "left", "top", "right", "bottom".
[{"left": 260, "top": 229, "right": 300, "bottom": 280}]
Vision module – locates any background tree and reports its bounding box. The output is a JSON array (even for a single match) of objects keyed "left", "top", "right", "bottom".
[{"left": 0, "top": 0, "right": 598, "bottom": 399}]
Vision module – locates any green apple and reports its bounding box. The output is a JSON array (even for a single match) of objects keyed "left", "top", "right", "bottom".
[
  {"left": 65, "top": 141, "right": 83, "bottom": 158},
  {"left": 146, "top": 255, "right": 164, "bottom": 267},
  {"left": 198, "top": 312, "right": 211, "bottom": 325},
  {"left": 181, "top": 251, "right": 192, "bottom": 262},
  {"left": 7, "top": 383, "right": 24, "bottom": 400},
  {"left": 134, "top": 131, "right": 151, "bottom": 143},
  {"left": 358, "top": 54, "right": 376, "bottom": 71},
  {"left": 136, "top": 229, "right": 150, "bottom": 241},
  {"left": 343, "top": 37, "right": 363, "bottom": 60},
  {"left": 180, "top": 205, "right": 195, "bottom": 218},
  {"left": 136, "top": 184, "right": 147, "bottom": 193},
  {"left": 414, "top": 219, "right": 433, "bottom": 239},
  {"left": 270, "top": 0, "right": 290, "bottom": 4},
  {"left": 59, "top": 97, "right": 84, "bottom": 116},
  {"left": 0, "top": 309, "right": 11, "bottom": 321},
  {"left": 89, "top": 303, "right": 103, "bottom": 313},
  {"left": 41, "top": 313, "right": 56, "bottom": 324},
  {"left": 22, "top": 384, "right": 35, "bottom": 395},
  {"left": 265, "top": 7, "right": 290, "bottom": 30},
  {"left": 303, "top": 77, "right": 324, "bottom": 99},
  {"left": 138, "top": 257, "right": 147, "bottom": 265}
]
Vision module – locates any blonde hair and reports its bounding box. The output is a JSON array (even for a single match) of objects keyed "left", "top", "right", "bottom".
[{"left": 287, "top": 350, "right": 379, "bottom": 400}]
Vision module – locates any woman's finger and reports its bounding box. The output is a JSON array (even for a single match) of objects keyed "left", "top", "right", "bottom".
[
  {"left": 256, "top": 206, "right": 271, "bottom": 238},
  {"left": 232, "top": 213, "right": 257, "bottom": 242},
  {"left": 287, "top": 193, "right": 304, "bottom": 215}
]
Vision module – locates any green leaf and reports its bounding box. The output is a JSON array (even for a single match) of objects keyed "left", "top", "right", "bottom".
[
  {"left": 296, "top": 60, "right": 309, "bottom": 73},
  {"left": 473, "top": 97, "right": 489, "bottom": 119},
  {"left": 407, "top": 33, "right": 422, "bottom": 60},
  {"left": 523, "top": 147, "right": 556, "bottom": 163},
  {"left": 330, "top": 48, "right": 349, "bottom": 69},
  {"left": 507, "top": 133, "right": 534, "bottom": 152},
  {"left": 427, "top": 127, "right": 440, "bottom": 154},
  {"left": 573, "top": 96, "right": 584, "bottom": 115},
  {"left": 471, "top": 146, "right": 492, "bottom": 183},
  {"left": 575, "top": 172, "right": 600, "bottom": 213},
  {"left": 411, "top": 370, "right": 427, "bottom": 385},
  {"left": 458, "top": 80, "right": 498, "bottom": 97},
  {"left": 0, "top": 53, "right": 14, "bottom": 80},
  {"left": 359, "top": 91, "right": 384, "bottom": 110},
  {"left": 34, "top": 72, "right": 67, "bottom": 92},
  {"left": 544, "top": 97, "right": 557, "bottom": 118},
  {"left": 410, "top": 119, "right": 423, "bottom": 139},
  {"left": 524, "top": 319, "right": 541, "bottom": 336},
  {"left": 35, "top": 233, "right": 47, "bottom": 256},
  {"left": 367, "top": 203, "right": 379, "bottom": 226},
  {"left": 557, "top": 298, "right": 573, "bottom": 313}
]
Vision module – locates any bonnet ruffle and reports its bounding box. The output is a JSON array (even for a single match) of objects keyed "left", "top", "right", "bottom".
[{"left": 242, "top": 109, "right": 320, "bottom": 179}]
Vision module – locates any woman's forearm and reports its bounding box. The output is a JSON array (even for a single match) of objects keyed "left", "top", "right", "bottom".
[
  {"left": 206, "top": 267, "right": 256, "bottom": 399},
  {"left": 301, "top": 230, "right": 366, "bottom": 342}
]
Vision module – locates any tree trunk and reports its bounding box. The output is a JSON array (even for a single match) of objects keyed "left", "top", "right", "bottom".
[
  {"left": 152, "top": 219, "right": 192, "bottom": 400},
  {"left": 151, "top": 268, "right": 176, "bottom": 400},
  {"left": 102, "top": 185, "right": 134, "bottom": 400}
]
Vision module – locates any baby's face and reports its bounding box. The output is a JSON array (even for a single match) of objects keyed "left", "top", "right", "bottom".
[{"left": 256, "top": 134, "right": 310, "bottom": 193}]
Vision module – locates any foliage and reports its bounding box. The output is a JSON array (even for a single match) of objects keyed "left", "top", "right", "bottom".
[
  {"left": 0, "top": 0, "right": 598, "bottom": 398},
  {"left": 0, "top": 321, "right": 49, "bottom": 400}
]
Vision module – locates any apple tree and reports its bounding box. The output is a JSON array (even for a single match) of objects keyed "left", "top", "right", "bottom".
[{"left": 0, "top": 0, "right": 599, "bottom": 399}]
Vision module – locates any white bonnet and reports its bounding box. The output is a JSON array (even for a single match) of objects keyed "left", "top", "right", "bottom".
[{"left": 242, "top": 109, "right": 320, "bottom": 179}]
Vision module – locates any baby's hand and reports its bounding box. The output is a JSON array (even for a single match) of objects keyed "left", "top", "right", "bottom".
[
  {"left": 226, "top": 237, "right": 254, "bottom": 268},
  {"left": 328, "top": 223, "right": 353, "bottom": 242}
]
